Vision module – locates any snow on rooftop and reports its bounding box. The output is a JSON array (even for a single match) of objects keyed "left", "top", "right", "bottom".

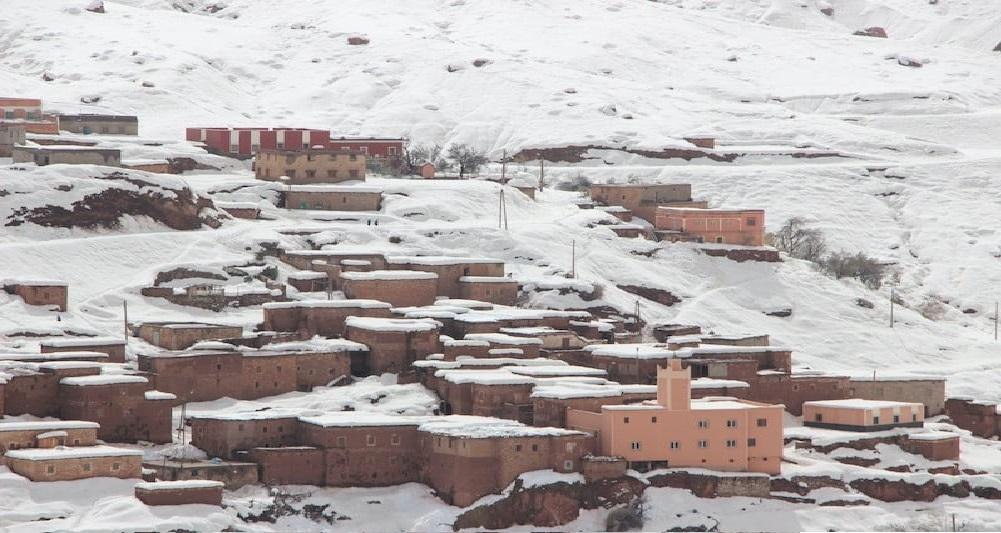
[
  {"left": 907, "top": 431, "right": 959, "bottom": 441},
  {"left": 299, "top": 412, "right": 426, "bottom": 428},
  {"left": 385, "top": 256, "right": 503, "bottom": 266},
  {"left": 287, "top": 271, "right": 329, "bottom": 280},
  {"left": 508, "top": 365, "right": 606, "bottom": 377},
  {"left": 803, "top": 399, "right": 923, "bottom": 410},
  {"left": 0, "top": 420, "right": 99, "bottom": 432},
  {"left": 464, "top": 333, "right": 543, "bottom": 346},
  {"left": 134, "top": 480, "right": 225, "bottom": 491},
  {"left": 1, "top": 278, "right": 68, "bottom": 287},
  {"left": 459, "top": 276, "right": 516, "bottom": 283},
  {"left": 417, "top": 415, "right": 585, "bottom": 439},
  {"left": 287, "top": 184, "right": 383, "bottom": 193},
  {"left": 262, "top": 337, "right": 369, "bottom": 353},
  {"left": 263, "top": 299, "right": 391, "bottom": 310},
  {"left": 35, "top": 430, "right": 68, "bottom": 439},
  {"left": 145, "top": 390, "right": 177, "bottom": 401},
  {"left": 60, "top": 374, "right": 148, "bottom": 386},
  {"left": 434, "top": 369, "right": 537, "bottom": 386},
  {"left": 442, "top": 338, "right": 490, "bottom": 347},
  {"left": 584, "top": 343, "right": 679, "bottom": 360},
  {"left": 690, "top": 378, "right": 750, "bottom": 389},
  {"left": 39, "top": 337, "right": 125, "bottom": 348},
  {"left": 676, "top": 345, "right": 789, "bottom": 356},
  {"left": 5, "top": 445, "right": 144, "bottom": 461},
  {"left": 689, "top": 398, "right": 771, "bottom": 410},
  {"left": 340, "top": 270, "right": 438, "bottom": 281},
  {"left": 488, "top": 348, "right": 524, "bottom": 355},
  {"left": 345, "top": 316, "right": 439, "bottom": 332},
  {"left": 0, "top": 351, "right": 109, "bottom": 362},
  {"left": 36, "top": 361, "right": 105, "bottom": 370}
]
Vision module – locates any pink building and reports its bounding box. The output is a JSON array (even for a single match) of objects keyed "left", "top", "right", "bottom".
[
  {"left": 655, "top": 207, "right": 765, "bottom": 246},
  {"left": 803, "top": 399, "right": 924, "bottom": 431},
  {"left": 566, "top": 360, "right": 783, "bottom": 474}
]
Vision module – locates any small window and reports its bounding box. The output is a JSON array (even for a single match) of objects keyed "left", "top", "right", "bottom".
[
  {"left": 815, "top": 414, "right": 823, "bottom": 422},
  {"left": 327, "top": 170, "right": 337, "bottom": 178},
  {"left": 349, "top": 169, "right": 359, "bottom": 178},
  {"left": 623, "top": 417, "right": 630, "bottom": 424},
  {"left": 726, "top": 419, "right": 737, "bottom": 428},
  {"left": 630, "top": 442, "right": 641, "bottom": 450},
  {"left": 698, "top": 440, "right": 708, "bottom": 449},
  {"left": 748, "top": 438, "right": 757, "bottom": 447},
  {"left": 112, "top": 463, "right": 120, "bottom": 471},
  {"left": 697, "top": 420, "right": 709, "bottom": 429},
  {"left": 531, "top": 444, "right": 538, "bottom": 452},
  {"left": 306, "top": 170, "right": 316, "bottom": 178},
  {"left": 912, "top": 414, "right": 917, "bottom": 422},
  {"left": 756, "top": 418, "right": 767, "bottom": 427},
  {"left": 238, "top": 424, "right": 245, "bottom": 431},
  {"left": 83, "top": 463, "right": 91, "bottom": 472},
  {"left": 651, "top": 416, "right": 657, "bottom": 423},
  {"left": 349, "top": 154, "right": 357, "bottom": 161},
  {"left": 388, "top": 146, "right": 397, "bottom": 155},
  {"left": 47, "top": 465, "right": 55, "bottom": 474},
  {"left": 366, "top": 434, "right": 376, "bottom": 447},
  {"left": 391, "top": 434, "right": 401, "bottom": 446},
  {"left": 746, "top": 218, "right": 756, "bottom": 226},
  {"left": 726, "top": 440, "right": 737, "bottom": 448},
  {"left": 669, "top": 441, "right": 680, "bottom": 450},
  {"left": 563, "top": 459, "right": 573, "bottom": 471},
  {"left": 515, "top": 444, "right": 522, "bottom": 452},
  {"left": 873, "top": 416, "right": 880, "bottom": 425},
  {"left": 893, "top": 415, "right": 900, "bottom": 423},
  {"left": 336, "top": 436, "right": 347, "bottom": 448},
  {"left": 286, "top": 169, "right": 296, "bottom": 178}
]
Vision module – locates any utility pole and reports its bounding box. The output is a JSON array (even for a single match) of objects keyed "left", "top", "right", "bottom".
[
  {"left": 890, "top": 286, "right": 895, "bottom": 328},
  {"left": 995, "top": 301, "right": 999, "bottom": 341},
  {"left": 501, "top": 149, "right": 507, "bottom": 183},
  {"left": 498, "top": 189, "right": 508, "bottom": 230},
  {"left": 539, "top": 159, "right": 545, "bottom": 191},
  {"left": 123, "top": 300, "right": 129, "bottom": 345},
  {"left": 634, "top": 300, "right": 641, "bottom": 343},
  {"left": 571, "top": 240, "right": 576, "bottom": 278}
]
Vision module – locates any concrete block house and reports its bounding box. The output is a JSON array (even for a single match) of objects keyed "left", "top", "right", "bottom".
[
  {"left": 57, "top": 114, "right": 138, "bottom": 135},
  {"left": 285, "top": 185, "right": 383, "bottom": 212},
  {"left": 655, "top": 207, "right": 765, "bottom": 246},
  {"left": 134, "top": 480, "right": 224, "bottom": 506},
  {"left": 12, "top": 146, "right": 122, "bottom": 167},
  {"left": 802, "top": 399, "right": 925, "bottom": 431},
  {"left": 254, "top": 149, "right": 366, "bottom": 184},
  {"left": 0, "top": 122, "right": 26, "bottom": 156},
  {"left": 3, "top": 279, "right": 69, "bottom": 311},
  {"left": 566, "top": 360, "right": 784, "bottom": 474},
  {"left": 186, "top": 127, "right": 331, "bottom": 158}
]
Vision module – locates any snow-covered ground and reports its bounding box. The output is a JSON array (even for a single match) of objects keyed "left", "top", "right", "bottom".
[{"left": 2, "top": 0, "right": 1001, "bottom": 530}]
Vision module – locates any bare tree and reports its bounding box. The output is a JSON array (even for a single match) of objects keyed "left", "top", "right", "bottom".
[
  {"left": 820, "top": 251, "right": 887, "bottom": 289},
  {"left": 446, "top": 144, "right": 488, "bottom": 177},
  {"left": 771, "top": 217, "right": 827, "bottom": 262},
  {"left": 402, "top": 143, "right": 450, "bottom": 175}
]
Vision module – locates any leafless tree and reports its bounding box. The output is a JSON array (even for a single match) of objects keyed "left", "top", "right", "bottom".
[
  {"left": 772, "top": 217, "right": 827, "bottom": 262},
  {"left": 446, "top": 144, "right": 488, "bottom": 177}
]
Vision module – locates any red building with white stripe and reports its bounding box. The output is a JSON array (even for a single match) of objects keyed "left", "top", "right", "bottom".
[{"left": 185, "top": 127, "right": 331, "bottom": 158}]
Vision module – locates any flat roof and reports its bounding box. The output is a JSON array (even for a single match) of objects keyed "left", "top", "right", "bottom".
[
  {"left": 5, "top": 445, "right": 144, "bottom": 461},
  {"left": 803, "top": 399, "right": 923, "bottom": 410}
]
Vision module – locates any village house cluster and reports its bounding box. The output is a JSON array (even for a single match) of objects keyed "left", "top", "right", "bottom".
[{"left": 1, "top": 103, "right": 982, "bottom": 515}]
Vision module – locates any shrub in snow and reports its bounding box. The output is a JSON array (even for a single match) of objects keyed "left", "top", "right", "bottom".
[
  {"left": 598, "top": 104, "right": 617, "bottom": 116},
  {"left": 86, "top": 1, "right": 105, "bottom": 13},
  {"left": 819, "top": 251, "right": 887, "bottom": 289},
  {"left": 41, "top": 72, "right": 55, "bottom": 81},
  {"left": 80, "top": 94, "right": 101, "bottom": 104},
  {"left": 605, "top": 495, "right": 647, "bottom": 532},
  {"left": 472, "top": 58, "right": 491, "bottom": 67},
  {"left": 445, "top": 64, "right": 465, "bottom": 72},
  {"left": 854, "top": 27, "right": 888, "bottom": 38},
  {"left": 347, "top": 35, "right": 370, "bottom": 45},
  {"left": 555, "top": 174, "right": 593, "bottom": 192},
  {"left": 994, "top": 42, "right": 1001, "bottom": 52}
]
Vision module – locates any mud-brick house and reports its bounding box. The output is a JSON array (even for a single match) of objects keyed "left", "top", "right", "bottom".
[
  {"left": 134, "top": 480, "right": 224, "bottom": 506},
  {"left": 0, "top": 122, "right": 26, "bottom": 156},
  {"left": 655, "top": 207, "right": 765, "bottom": 246},
  {"left": 567, "top": 360, "right": 784, "bottom": 474},
  {"left": 286, "top": 270, "right": 330, "bottom": 292},
  {"left": 431, "top": 369, "right": 537, "bottom": 420},
  {"left": 189, "top": 411, "right": 302, "bottom": 460},
  {"left": 802, "top": 399, "right": 925, "bottom": 431},
  {"left": 464, "top": 333, "right": 543, "bottom": 358},
  {"left": 2, "top": 279, "right": 69, "bottom": 311},
  {"left": 589, "top": 183, "right": 706, "bottom": 222},
  {"left": 40, "top": 336, "right": 126, "bottom": 364},
  {"left": 385, "top": 256, "right": 505, "bottom": 299},
  {"left": 902, "top": 431, "right": 960, "bottom": 461},
  {"left": 57, "top": 114, "right": 138, "bottom": 135},
  {"left": 262, "top": 299, "right": 393, "bottom": 337},
  {"left": 280, "top": 250, "right": 388, "bottom": 271},
  {"left": 255, "top": 149, "right": 366, "bottom": 184},
  {"left": 12, "top": 146, "right": 122, "bottom": 167},
  {"left": 137, "top": 322, "right": 244, "bottom": 350},
  {"left": 458, "top": 276, "right": 519, "bottom": 305},
  {"left": 4, "top": 444, "right": 143, "bottom": 481},
  {"left": 531, "top": 382, "right": 657, "bottom": 428},
  {"left": 944, "top": 397, "right": 1001, "bottom": 438},
  {"left": 0, "top": 420, "right": 99, "bottom": 456},
  {"left": 340, "top": 270, "right": 439, "bottom": 307},
  {"left": 58, "top": 374, "right": 174, "bottom": 443},
  {"left": 141, "top": 459, "right": 259, "bottom": 489},
  {"left": 285, "top": 185, "right": 383, "bottom": 211},
  {"left": 344, "top": 317, "right": 441, "bottom": 375},
  {"left": 186, "top": 127, "right": 331, "bottom": 158},
  {"left": 296, "top": 414, "right": 423, "bottom": 487},
  {"left": 419, "top": 417, "right": 594, "bottom": 507},
  {"left": 848, "top": 376, "right": 946, "bottom": 416}
]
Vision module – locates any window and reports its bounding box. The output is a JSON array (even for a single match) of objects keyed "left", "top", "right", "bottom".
[
  {"left": 112, "top": 463, "right": 120, "bottom": 471},
  {"left": 299, "top": 201, "right": 307, "bottom": 209},
  {"left": 306, "top": 170, "right": 316, "bottom": 178},
  {"left": 623, "top": 417, "right": 630, "bottom": 424},
  {"left": 83, "top": 462, "right": 92, "bottom": 472},
  {"left": 336, "top": 436, "right": 347, "bottom": 448},
  {"left": 566, "top": 442, "right": 575, "bottom": 452},
  {"left": 286, "top": 169, "right": 296, "bottom": 178},
  {"left": 360, "top": 147, "right": 368, "bottom": 153},
  {"left": 726, "top": 419, "right": 737, "bottom": 428},
  {"left": 563, "top": 460, "right": 573, "bottom": 471},
  {"left": 349, "top": 154, "right": 357, "bottom": 161},
  {"left": 515, "top": 444, "right": 522, "bottom": 452},
  {"left": 747, "top": 218, "right": 756, "bottom": 226},
  {"left": 238, "top": 424, "right": 245, "bottom": 432},
  {"left": 912, "top": 414, "right": 917, "bottom": 422},
  {"left": 726, "top": 440, "right": 737, "bottom": 448},
  {"left": 669, "top": 441, "right": 680, "bottom": 450},
  {"left": 262, "top": 426, "right": 267, "bottom": 433},
  {"left": 893, "top": 415, "right": 900, "bottom": 423},
  {"left": 47, "top": 465, "right": 55, "bottom": 474},
  {"left": 388, "top": 146, "right": 398, "bottom": 155},
  {"left": 698, "top": 440, "right": 708, "bottom": 449},
  {"left": 630, "top": 442, "right": 641, "bottom": 450},
  {"left": 328, "top": 170, "right": 338, "bottom": 178},
  {"left": 651, "top": 416, "right": 657, "bottom": 423},
  {"left": 715, "top": 236, "right": 724, "bottom": 243},
  {"left": 391, "top": 434, "right": 401, "bottom": 446},
  {"left": 349, "top": 169, "right": 359, "bottom": 178},
  {"left": 697, "top": 420, "right": 709, "bottom": 429},
  {"left": 531, "top": 444, "right": 538, "bottom": 452},
  {"left": 756, "top": 418, "right": 767, "bottom": 427},
  {"left": 873, "top": 416, "right": 880, "bottom": 425},
  {"left": 792, "top": 384, "right": 800, "bottom": 392},
  {"left": 748, "top": 438, "right": 756, "bottom": 447},
  {"left": 366, "top": 434, "right": 376, "bottom": 447},
  {"left": 815, "top": 414, "right": 823, "bottom": 422}
]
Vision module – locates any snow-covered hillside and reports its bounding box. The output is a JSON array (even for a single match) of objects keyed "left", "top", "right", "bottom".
[{"left": 2, "top": 0, "right": 1001, "bottom": 530}]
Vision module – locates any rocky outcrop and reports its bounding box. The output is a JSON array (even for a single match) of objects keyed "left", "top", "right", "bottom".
[
  {"left": 167, "top": 157, "right": 220, "bottom": 174},
  {"left": 854, "top": 27, "right": 888, "bottom": 38},
  {"left": 452, "top": 476, "right": 644, "bottom": 531},
  {"left": 702, "top": 247, "right": 781, "bottom": 262},
  {"left": 771, "top": 475, "right": 846, "bottom": 496},
  {"left": 5, "top": 172, "right": 221, "bottom": 231},
  {"left": 616, "top": 285, "right": 681, "bottom": 306},
  {"left": 511, "top": 145, "right": 847, "bottom": 164},
  {"left": 347, "top": 36, "right": 370, "bottom": 45},
  {"left": 647, "top": 470, "right": 771, "bottom": 498}
]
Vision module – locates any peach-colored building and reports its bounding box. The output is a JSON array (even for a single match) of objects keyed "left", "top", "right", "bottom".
[
  {"left": 802, "top": 399, "right": 924, "bottom": 431},
  {"left": 4, "top": 444, "right": 143, "bottom": 481},
  {"left": 655, "top": 207, "right": 765, "bottom": 246},
  {"left": 566, "top": 360, "right": 783, "bottom": 474}
]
